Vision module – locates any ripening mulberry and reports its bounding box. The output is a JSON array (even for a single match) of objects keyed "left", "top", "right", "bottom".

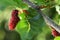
[
  {"left": 52, "top": 28, "right": 60, "bottom": 37},
  {"left": 8, "top": 10, "right": 20, "bottom": 30}
]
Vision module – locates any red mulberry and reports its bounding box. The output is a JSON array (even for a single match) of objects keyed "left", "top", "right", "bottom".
[
  {"left": 8, "top": 10, "right": 20, "bottom": 30},
  {"left": 52, "top": 28, "right": 60, "bottom": 37}
]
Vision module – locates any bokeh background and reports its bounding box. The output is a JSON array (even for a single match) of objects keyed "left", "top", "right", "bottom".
[{"left": 0, "top": 0, "right": 60, "bottom": 40}]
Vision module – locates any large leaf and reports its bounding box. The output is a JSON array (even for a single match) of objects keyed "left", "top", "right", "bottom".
[
  {"left": 15, "top": 12, "right": 30, "bottom": 40},
  {"left": 22, "top": 8, "right": 51, "bottom": 40}
]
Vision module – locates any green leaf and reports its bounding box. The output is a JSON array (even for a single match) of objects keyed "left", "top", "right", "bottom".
[
  {"left": 55, "top": 0, "right": 60, "bottom": 5},
  {"left": 54, "top": 36, "right": 60, "bottom": 40},
  {"left": 15, "top": 12, "right": 30, "bottom": 40},
  {"left": 24, "top": 8, "right": 51, "bottom": 40},
  {"left": 0, "top": 0, "right": 28, "bottom": 10}
]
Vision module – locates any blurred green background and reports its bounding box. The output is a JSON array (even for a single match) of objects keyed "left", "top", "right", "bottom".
[{"left": 0, "top": 0, "right": 60, "bottom": 40}]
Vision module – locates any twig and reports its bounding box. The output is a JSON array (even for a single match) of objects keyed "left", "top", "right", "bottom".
[{"left": 23, "top": 0, "right": 60, "bottom": 33}]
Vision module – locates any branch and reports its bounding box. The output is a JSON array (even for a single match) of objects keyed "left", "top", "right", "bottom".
[{"left": 23, "top": 0, "right": 60, "bottom": 33}]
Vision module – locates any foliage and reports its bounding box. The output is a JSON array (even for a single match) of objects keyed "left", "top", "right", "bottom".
[{"left": 0, "top": 0, "right": 60, "bottom": 40}]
